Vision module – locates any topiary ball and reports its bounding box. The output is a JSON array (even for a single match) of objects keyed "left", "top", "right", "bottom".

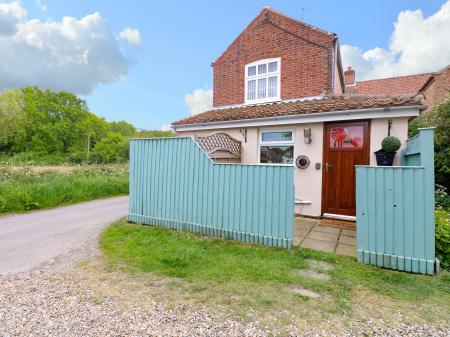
[{"left": 381, "top": 136, "right": 401, "bottom": 153}]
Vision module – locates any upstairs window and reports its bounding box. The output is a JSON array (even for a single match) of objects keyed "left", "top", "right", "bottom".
[{"left": 245, "top": 58, "right": 280, "bottom": 104}]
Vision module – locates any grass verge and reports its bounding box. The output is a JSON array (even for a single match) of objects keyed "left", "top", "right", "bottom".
[
  {"left": 100, "top": 220, "right": 450, "bottom": 327},
  {"left": 0, "top": 164, "right": 128, "bottom": 213}
]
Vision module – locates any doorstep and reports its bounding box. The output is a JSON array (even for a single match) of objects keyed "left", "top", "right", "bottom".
[{"left": 320, "top": 214, "right": 356, "bottom": 230}]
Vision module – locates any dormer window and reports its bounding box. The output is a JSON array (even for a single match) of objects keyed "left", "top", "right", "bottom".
[{"left": 245, "top": 58, "right": 280, "bottom": 104}]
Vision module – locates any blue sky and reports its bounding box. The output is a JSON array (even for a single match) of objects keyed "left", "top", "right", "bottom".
[{"left": 5, "top": 1, "right": 450, "bottom": 129}]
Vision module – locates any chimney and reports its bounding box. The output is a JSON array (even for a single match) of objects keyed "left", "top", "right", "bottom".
[{"left": 344, "top": 66, "right": 355, "bottom": 85}]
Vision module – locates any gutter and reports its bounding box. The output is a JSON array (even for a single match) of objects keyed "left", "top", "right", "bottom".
[{"left": 173, "top": 105, "right": 423, "bottom": 132}]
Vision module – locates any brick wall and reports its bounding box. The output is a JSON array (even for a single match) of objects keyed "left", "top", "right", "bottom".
[
  {"left": 212, "top": 8, "right": 337, "bottom": 107},
  {"left": 424, "top": 66, "right": 450, "bottom": 106}
]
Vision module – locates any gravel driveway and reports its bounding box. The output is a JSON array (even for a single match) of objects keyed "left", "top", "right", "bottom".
[{"left": 0, "top": 196, "right": 128, "bottom": 275}]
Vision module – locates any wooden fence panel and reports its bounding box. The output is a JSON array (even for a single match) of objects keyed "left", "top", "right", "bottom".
[
  {"left": 128, "top": 137, "right": 295, "bottom": 248},
  {"left": 356, "top": 128, "right": 437, "bottom": 274}
]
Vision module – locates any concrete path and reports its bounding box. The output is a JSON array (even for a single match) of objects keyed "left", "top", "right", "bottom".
[
  {"left": 0, "top": 196, "right": 129, "bottom": 275},
  {"left": 294, "top": 217, "right": 356, "bottom": 257}
]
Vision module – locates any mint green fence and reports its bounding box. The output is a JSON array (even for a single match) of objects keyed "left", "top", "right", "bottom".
[
  {"left": 128, "top": 137, "right": 295, "bottom": 248},
  {"left": 356, "top": 128, "right": 437, "bottom": 274}
]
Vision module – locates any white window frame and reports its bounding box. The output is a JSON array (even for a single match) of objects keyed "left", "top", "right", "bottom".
[
  {"left": 258, "top": 128, "right": 294, "bottom": 165},
  {"left": 245, "top": 58, "right": 281, "bottom": 104}
]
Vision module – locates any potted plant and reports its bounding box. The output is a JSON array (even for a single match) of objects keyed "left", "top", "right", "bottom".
[{"left": 375, "top": 136, "right": 401, "bottom": 166}]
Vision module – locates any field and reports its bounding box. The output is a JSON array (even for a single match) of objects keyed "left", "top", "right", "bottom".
[
  {"left": 0, "top": 164, "right": 128, "bottom": 214},
  {"left": 99, "top": 220, "right": 450, "bottom": 333}
]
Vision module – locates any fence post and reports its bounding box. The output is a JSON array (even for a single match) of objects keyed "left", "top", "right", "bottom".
[{"left": 418, "top": 127, "right": 436, "bottom": 273}]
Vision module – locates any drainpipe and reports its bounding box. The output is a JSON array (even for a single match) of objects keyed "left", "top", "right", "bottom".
[{"left": 332, "top": 37, "right": 337, "bottom": 94}]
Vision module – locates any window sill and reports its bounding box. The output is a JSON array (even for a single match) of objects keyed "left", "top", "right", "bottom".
[{"left": 244, "top": 98, "right": 281, "bottom": 105}]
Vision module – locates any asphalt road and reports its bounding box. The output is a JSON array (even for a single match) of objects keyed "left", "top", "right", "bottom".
[{"left": 0, "top": 196, "right": 129, "bottom": 275}]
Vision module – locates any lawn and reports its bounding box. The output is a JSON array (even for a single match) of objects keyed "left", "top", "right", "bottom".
[
  {"left": 0, "top": 164, "right": 128, "bottom": 214},
  {"left": 100, "top": 220, "right": 450, "bottom": 331}
]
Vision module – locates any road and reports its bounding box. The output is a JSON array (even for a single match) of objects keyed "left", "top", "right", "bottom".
[{"left": 0, "top": 196, "right": 129, "bottom": 275}]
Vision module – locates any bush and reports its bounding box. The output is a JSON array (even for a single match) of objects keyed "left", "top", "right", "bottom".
[
  {"left": 381, "top": 136, "right": 401, "bottom": 153},
  {"left": 91, "top": 132, "right": 129, "bottom": 163},
  {"left": 409, "top": 98, "right": 450, "bottom": 189},
  {"left": 436, "top": 184, "right": 450, "bottom": 211},
  {"left": 436, "top": 210, "right": 450, "bottom": 270}
]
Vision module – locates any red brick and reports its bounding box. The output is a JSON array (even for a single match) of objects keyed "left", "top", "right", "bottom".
[{"left": 212, "top": 8, "right": 339, "bottom": 107}]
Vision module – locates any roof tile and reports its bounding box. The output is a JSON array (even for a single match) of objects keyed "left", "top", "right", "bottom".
[
  {"left": 173, "top": 95, "right": 423, "bottom": 126},
  {"left": 347, "top": 73, "right": 433, "bottom": 95}
]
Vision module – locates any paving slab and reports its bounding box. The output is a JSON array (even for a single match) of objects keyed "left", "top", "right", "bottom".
[
  {"left": 341, "top": 229, "right": 356, "bottom": 237},
  {"left": 294, "top": 230, "right": 310, "bottom": 243},
  {"left": 309, "top": 231, "right": 339, "bottom": 242},
  {"left": 338, "top": 234, "right": 356, "bottom": 246},
  {"left": 289, "top": 286, "right": 321, "bottom": 298},
  {"left": 306, "top": 259, "right": 334, "bottom": 271},
  {"left": 295, "top": 222, "right": 316, "bottom": 231},
  {"left": 301, "top": 238, "right": 335, "bottom": 252},
  {"left": 336, "top": 244, "right": 356, "bottom": 257},
  {"left": 312, "top": 225, "right": 341, "bottom": 234},
  {"left": 296, "top": 269, "right": 331, "bottom": 281}
]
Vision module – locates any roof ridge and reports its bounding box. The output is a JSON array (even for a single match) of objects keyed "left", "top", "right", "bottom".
[
  {"left": 356, "top": 72, "right": 433, "bottom": 84},
  {"left": 213, "top": 6, "right": 334, "bottom": 64},
  {"left": 264, "top": 6, "right": 335, "bottom": 37}
]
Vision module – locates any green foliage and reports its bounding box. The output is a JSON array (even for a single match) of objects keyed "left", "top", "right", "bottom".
[
  {"left": 0, "top": 89, "right": 26, "bottom": 153},
  {"left": 135, "top": 129, "right": 174, "bottom": 138},
  {"left": 0, "top": 164, "right": 128, "bottom": 213},
  {"left": 0, "top": 86, "right": 174, "bottom": 164},
  {"left": 381, "top": 136, "right": 401, "bottom": 153},
  {"left": 436, "top": 210, "right": 450, "bottom": 270},
  {"left": 409, "top": 99, "right": 450, "bottom": 189},
  {"left": 92, "top": 132, "right": 129, "bottom": 163},
  {"left": 110, "top": 120, "right": 136, "bottom": 137},
  {"left": 436, "top": 184, "right": 450, "bottom": 211}
]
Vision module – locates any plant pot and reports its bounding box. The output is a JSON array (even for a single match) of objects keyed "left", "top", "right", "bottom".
[{"left": 375, "top": 150, "right": 396, "bottom": 166}]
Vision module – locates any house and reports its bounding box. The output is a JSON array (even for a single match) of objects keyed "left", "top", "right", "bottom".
[
  {"left": 172, "top": 6, "right": 426, "bottom": 220},
  {"left": 344, "top": 65, "right": 450, "bottom": 107}
]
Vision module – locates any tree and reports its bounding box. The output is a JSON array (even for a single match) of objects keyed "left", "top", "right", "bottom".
[
  {"left": 20, "top": 86, "right": 91, "bottom": 154},
  {"left": 134, "top": 129, "right": 174, "bottom": 138},
  {"left": 0, "top": 86, "right": 177, "bottom": 164},
  {"left": 0, "top": 89, "right": 25, "bottom": 153},
  {"left": 409, "top": 97, "right": 450, "bottom": 189},
  {"left": 91, "top": 132, "right": 129, "bottom": 163},
  {"left": 110, "top": 120, "right": 136, "bottom": 137}
]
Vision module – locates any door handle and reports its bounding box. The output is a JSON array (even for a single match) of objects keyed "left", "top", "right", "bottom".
[{"left": 325, "top": 163, "right": 332, "bottom": 173}]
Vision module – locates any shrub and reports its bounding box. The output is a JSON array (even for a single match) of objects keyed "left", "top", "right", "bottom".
[
  {"left": 409, "top": 98, "right": 450, "bottom": 189},
  {"left": 436, "top": 210, "right": 450, "bottom": 270},
  {"left": 381, "top": 136, "right": 401, "bottom": 153},
  {"left": 91, "top": 132, "right": 129, "bottom": 163},
  {"left": 436, "top": 184, "right": 450, "bottom": 211}
]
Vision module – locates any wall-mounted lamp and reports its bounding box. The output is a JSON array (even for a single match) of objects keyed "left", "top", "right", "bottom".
[
  {"left": 239, "top": 128, "right": 247, "bottom": 143},
  {"left": 304, "top": 128, "right": 312, "bottom": 144}
]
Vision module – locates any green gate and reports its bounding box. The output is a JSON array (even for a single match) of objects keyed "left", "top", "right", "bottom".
[{"left": 356, "top": 128, "right": 438, "bottom": 274}]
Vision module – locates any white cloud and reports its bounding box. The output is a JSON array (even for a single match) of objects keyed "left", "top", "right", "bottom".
[
  {"left": 161, "top": 124, "right": 172, "bottom": 131},
  {"left": 0, "top": 1, "right": 26, "bottom": 36},
  {"left": 185, "top": 88, "right": 213, "bottom": 115},
  {"left": 341, "top": 1, "right": 450, "bottom": 80},
  {"left": 35, "top": 0, "right": 47, "bottom": 13},
  {"left": 119, "top": 27, "right": 141, "bottom": 46},
  {"left": 0, "top": 2, "right": 134, "bottom": 94}
]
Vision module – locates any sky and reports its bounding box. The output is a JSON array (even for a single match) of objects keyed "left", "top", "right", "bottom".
[{"left": 0, "top": 0, "right": 449, "bottom": 130}]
